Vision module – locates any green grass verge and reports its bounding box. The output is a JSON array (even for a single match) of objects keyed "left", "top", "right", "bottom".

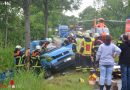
[
  {"left": 0, "top": 48, "right": 14, "bottom": 72},
  {"left": 2, "top": 71, "right": 93, "bottom": 90}
]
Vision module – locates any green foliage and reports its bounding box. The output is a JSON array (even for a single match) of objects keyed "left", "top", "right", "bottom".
[
  {"left": 79, "top": 0, "right": 128, "bottom": 38},
  {"left": 0, "top": 48, "right": 14, "bottom": 72}
]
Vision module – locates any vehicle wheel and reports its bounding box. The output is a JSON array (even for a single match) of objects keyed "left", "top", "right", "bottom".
[{"left": 44, "top": 70, "right": 52, "bottom": 79}]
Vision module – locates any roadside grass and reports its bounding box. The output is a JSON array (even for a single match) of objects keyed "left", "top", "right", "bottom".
[
  {"left": 43, "top": 72, "right": 93, "bottom": 90},
  {"left": 0, "top": 48, "right": 14, "bottom": 72},
  {"left": 2, "top": 70, "right": 93, "bottom": 90}
]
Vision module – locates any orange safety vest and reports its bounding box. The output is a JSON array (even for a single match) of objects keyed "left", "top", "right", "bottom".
[
  {"left": 32, "top": 51, "right": 39, "bottom": 57},
  {"left": 96, "top": 23, "right": 106, "bottom": 28},
  {"left": 82, "top": 39, "right": 93, "bottom": 55},
  {"left": 14, "top": 50, "right": 20, "bottom": 57}
]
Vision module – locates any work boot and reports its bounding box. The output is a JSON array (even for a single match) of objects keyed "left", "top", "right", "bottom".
[
  {"left": 106, "top": 85, "right": 111, "bottom": 90},
  {"left": 100, "top": 85, "right": 104, "bottom": 90}
]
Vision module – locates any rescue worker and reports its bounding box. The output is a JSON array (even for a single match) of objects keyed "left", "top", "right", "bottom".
[
  {"left": 75, "top": 31, "right": 84, "bottom": 71},
  {"left": 31, "top": 45, "right": 41, "bottom": 67},
  {"left": 81, "top": 33, "right": 93, "bottom": 73},
  {"left": 93, "top": 33, "right": 103, "bottom": 67},
  {"left": 62, "top": 38, "right": 69, "bottom": 46},
  {"left": 67, "top": 33, "right": 75, "bottom": 43},
  {"left": 117, "top": 35, "right": 123, "bottom": 47},
  {"left": 117, "top": 34, "right": 128, "bottom": 47},
  {"left": 14, "top": 45, "right": 24, "bottom": 66},
  {"left": 41, "top": 41, "right": 50, "bottom": 54}
]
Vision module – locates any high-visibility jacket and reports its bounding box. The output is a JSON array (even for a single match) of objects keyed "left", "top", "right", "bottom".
[
  {"left": 14, "top": 49, "right": 22, "bottom": 58},
  {"left": 82, "top": 38, "right": 93, "bottom": 55},
  {"left": 31, "top": 50, "right": 40, "bottom": 57},
  {"left": 117, "top": 40, "right": 122, "bottom": 47},
  {"left": 76, "top": 37, "right": 84, "bottom": 53}
]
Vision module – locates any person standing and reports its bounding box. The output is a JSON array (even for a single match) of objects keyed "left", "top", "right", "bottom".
[
  {"left": 75, "top": 31, "right": 84, "bottom": 71},
  {"left": 96, "top": 35, "right": 121, "bottom": 90},
  {"left": 118, "top": 32, "right": 130, "bottom": 90},
  {"left": 81, "top": 33, "right": 93, "bottom": 72}
]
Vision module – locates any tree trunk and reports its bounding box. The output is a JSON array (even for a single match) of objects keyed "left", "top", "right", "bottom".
[
  {"left": 44, "top": 0, "right": 48, "bottom": 38},
  {"left": 5, "top": 1, "right": 8, "bottom": 48},
  {"left": 23, "top": 0, "right": 30, "bottom": 50}
]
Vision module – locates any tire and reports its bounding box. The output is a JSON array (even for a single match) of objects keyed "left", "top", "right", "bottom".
[{"left": 44, "top": 70, "right": 52, "bottom": 79}]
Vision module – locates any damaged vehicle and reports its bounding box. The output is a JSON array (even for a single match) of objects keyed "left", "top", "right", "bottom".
[{"left": 40, "top": 44, "right": 75, "bottom": 78}]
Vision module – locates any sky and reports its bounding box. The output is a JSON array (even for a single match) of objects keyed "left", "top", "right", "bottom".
[{"left": 65, "top": 0, "right": 94, "bottom": 17}]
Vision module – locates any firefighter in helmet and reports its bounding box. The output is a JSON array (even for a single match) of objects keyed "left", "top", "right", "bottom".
[
  {"left": 14, "top": 45, "right": 24, "bottom": 66},
  {"left": 81, "top": 33, "right": 93, "bottom": 73},
  {"left": 93, "top": 33, "right": 103, "bottom": 67},
  {"left": 67, "top": 33, "right": 75, "bottom": 43},
  {"left": 74, "top": 31, "right": 84, "bottom": 71},
  {"left": 31, "top": 45, "right": 41, "bottom": 67}
]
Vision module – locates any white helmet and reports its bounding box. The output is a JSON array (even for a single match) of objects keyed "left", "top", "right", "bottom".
[
  {"left": 94, "top": 33, "right": 100, "bottom": 38},
  {"left": 48, "top": 38, "right": 52, "bottom": 42},
  {"left": 36, "top": 45, "right": 41, "bottom": 50},
  {"left": 70, "top": 33, "right": 74, "bottom": 37},
  {"left": 86, "top": 30, "right": 91, "bottom": 33},
  {"left": 16, "top": 45, "right": 22, "bottom": 49},
  {"left": 84, "top": 33, "right": 90, "bottom": 38},
  {"left": 77, "top": 31, "right": 83, "bottom": 36}
]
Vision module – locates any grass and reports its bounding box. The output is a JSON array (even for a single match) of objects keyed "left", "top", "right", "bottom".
[
  {"left": 0, "top": 48, "right": 14, "bottom": 72},
  {"left": 43, "top": 72, "right": 93, "bottom": 90},
  {"left": 1, "top": 71, "right": 93, "bottom": 90}
]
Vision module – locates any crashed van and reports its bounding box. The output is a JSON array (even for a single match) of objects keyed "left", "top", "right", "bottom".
[{"left": 40, "top": 44, "right": 75, "bottom": 77}]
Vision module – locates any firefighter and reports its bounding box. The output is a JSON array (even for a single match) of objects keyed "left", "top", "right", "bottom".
[
  {"left": 81, "top": 33, "right": 93, "bottom": 73},
  {"left": 67, "top": 33, "right": 75, "bottom": 43},
  {"left": 75, "top": 31, "right": 84, "bottom": 71},
  {"left": 93, "top": 33, "right": 103, "bottom": 67},
  {"left": 117, "top": 35, "right": 123, "bottom": 47},
  {"left": 62, "top": 38, "right": 69, "bottom": 46},
  {"left": 14, "top": 45, "right": 24, "bottom": 66},
  {"left": 41, "top": 41, "right": 50, "bottom": 54},
  {"left": 31, "top": 45, "right": 41, "bottom": 67}
]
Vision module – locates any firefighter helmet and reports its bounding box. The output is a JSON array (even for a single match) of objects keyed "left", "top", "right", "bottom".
[
  {"left": 84, "top": 33, "right": 90, "bottom": 38},
  {"left": 16, "top": 45, "right": 22, "bottom": 49},
  {"left": 36, "top": 45, "right": 41, "bottom": 50},
  {"left": 86, "top": 30, "right": 91, "bottom": 33},
  {"left": 77, "top": 31, "right": 82, "bottom": 36},
  {"left": 94, "top": 33, "right": 100, "bottom": 38}
]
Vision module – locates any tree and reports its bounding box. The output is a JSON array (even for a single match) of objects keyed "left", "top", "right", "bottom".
[
  {"left": 33, "top": 0, "right": 82, "bottom": 38},
  {"left": 79, "top": 6, "right": 97, "bottom": 29},
  {"left": 23, "top": 0, "right": 31, "bottom": 49}
]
